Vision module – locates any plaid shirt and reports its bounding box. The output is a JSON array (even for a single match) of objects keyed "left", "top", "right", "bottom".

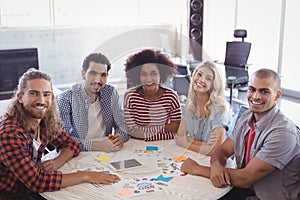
[
  {"left": 0, "top": 117, "right": 80, "bottom": 195},
  {"left": 57, "top": 83, "right": 129, "bottom": 151}
]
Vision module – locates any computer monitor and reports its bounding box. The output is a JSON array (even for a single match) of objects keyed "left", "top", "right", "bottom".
[{"left": 0, "top": 48, "right": 39, "bottom": 100}]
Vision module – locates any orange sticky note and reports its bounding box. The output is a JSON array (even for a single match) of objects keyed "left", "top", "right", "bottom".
[
  {"left": 173, "top": 155, "right": 186, "bottom": 162},
  {"left": 118, "top": 188, "right": 135, "bottom": 196},
  {"left": 97, "top": 153, "right": 112, "bottom": 162}
]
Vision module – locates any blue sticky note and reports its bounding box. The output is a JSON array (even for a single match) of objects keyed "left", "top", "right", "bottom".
[
  {"left": 146, "top": 146, "right": 158, "bottom": 151},
  {"left": 156, "top": 175, "right": 173, "bottom": 182}
]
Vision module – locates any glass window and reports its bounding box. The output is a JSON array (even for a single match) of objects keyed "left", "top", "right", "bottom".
[
  {"left": 0, "top": 0, "right": 51, "bottom": 27},
  {"left": 281, "top": 0, "right": 299, "bottom": 91},
  {"left": 237, "top": 0, "right": 282, "bottom": 75},
  {"left": 203, "top": 0, "right": 235, "bottom": 62},
  {"left": 54, "top": 0, "right": 140, "bottom": 26}
]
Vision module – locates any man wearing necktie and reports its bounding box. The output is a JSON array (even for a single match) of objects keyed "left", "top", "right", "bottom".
[{"left": 180, "top": 68, "right": 300, "bottom": 200}]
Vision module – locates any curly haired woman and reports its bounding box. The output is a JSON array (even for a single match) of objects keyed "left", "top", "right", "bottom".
[{"left": 124, "top": 49, "right": 182, "bottom": 141}]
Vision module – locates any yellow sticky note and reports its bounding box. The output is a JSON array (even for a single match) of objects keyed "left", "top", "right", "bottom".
[
  {"left": 173, "top": 155, "right": 186, "bottom": 162},
  {"left": 144, "top": 150, "right": 153, "bottom": 154},
  {"left": 97, "top": 153, "right": 112, "bottom": 162}
]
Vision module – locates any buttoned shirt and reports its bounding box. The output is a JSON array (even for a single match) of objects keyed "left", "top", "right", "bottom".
[
  {"left": 0, "top": 117, "right": 80, "bottom": 195},
  {"left": 57, "top": 83, "right": 129, "bottom": 150},
  {"left": 230, "top": 105, "right": 300, "bottom": 199},
  {"left": 183, "top": 99, "right": 230, "bottom": 141}
]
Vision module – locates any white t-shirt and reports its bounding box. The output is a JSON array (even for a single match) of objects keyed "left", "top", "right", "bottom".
[{"left": 85, "top": 98, "right": 106, "bottom": 141}]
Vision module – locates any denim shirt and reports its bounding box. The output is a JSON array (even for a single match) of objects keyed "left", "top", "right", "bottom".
[
  {"left": 183, "top": 99, "right": 230, "bottom": 141},
  {"left": 57, "top": 83, "right": 129, "bottom": 151}
]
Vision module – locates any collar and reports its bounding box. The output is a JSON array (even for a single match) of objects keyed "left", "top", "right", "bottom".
[{"left": 247, "top": 104, "right": 280, "bottom": 131}]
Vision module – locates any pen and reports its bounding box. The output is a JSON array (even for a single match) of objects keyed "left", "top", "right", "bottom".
[{"left": 112, "top": 129, "right": 115, "bottom": 136}]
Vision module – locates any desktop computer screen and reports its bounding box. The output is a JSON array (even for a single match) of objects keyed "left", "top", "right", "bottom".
[{"left": 0, "top": 48, "right": 39, "bottom": 100}]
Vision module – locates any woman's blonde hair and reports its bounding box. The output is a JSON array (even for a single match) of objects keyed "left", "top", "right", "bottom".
[{"left": 187, "top": 61, "right": 229, "bottom": 120}]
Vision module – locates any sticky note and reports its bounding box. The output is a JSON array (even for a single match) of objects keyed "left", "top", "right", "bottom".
[
  {"left": 156, "top": 175, "right": 173, "bottom": 182},
  {"left": 173, "top": 155, "right": 186, "bottom": 162},
  {"left": 146, "top": 146, "right": 158, "bottom": 151},
  {"left": 118, "top": 188, "right": 135, "bottom": 196},
  {"left": 97, "top": 153, "right": 112, "bottom": 162},
  {"left": 144, "top": 150, "right": 153, "bottom": 154}
]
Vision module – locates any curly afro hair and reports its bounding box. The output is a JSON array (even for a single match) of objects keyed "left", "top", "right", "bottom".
[{"left": 125, "top": 49, "right": 177, "bottom": 87}]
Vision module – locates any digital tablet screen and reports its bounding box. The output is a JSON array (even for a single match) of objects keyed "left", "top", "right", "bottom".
[{"left": 109, "top": 159, "right": 143, "bottom": 171}]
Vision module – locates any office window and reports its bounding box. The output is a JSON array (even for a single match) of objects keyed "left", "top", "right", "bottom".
[
  {"left": 281, "top": 0, "right": 299, "bottom": 91},
  {"left": 0, "top": 0, "right": 51, "bottom": 27},
  {"left": 140, "top": 0, "right": 183, "bottom": 26},
  {"left": 54, "top": 0, "right": 140, "bottom": 26},
  {"left": 203, "top": 0, "right": 235, "bottom": 62},
  {"left": 237, "top": 0, "right": 282, "bottom": 74}
]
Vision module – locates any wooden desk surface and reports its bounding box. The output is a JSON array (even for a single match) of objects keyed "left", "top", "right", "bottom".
[{"left": 41, "top": 139, "right": 234, "bottom": 200}]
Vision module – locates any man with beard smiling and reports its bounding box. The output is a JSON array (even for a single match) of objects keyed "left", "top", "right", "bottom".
[
  {"left": 0, "top": 69, "right": 120, "bottom": 200},
  {"left": 57, "top": 53, "right": 128, "bottom": 152},
  {"left": 180, "top": 68, "right": 300, "bottom": 200}
]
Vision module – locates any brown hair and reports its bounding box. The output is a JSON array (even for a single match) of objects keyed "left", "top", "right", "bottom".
[{"left": 5, "top": 68, "right": 63, "bottom": 140}]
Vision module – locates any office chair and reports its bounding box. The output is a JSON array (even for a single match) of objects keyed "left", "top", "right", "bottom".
[
  {"left": 224, "top": 29, "right": 251, "bottom": 105},
  {"left": 172, "top": 74, "right": 190, "bottom": 101},
  {"left": 176, "top": 64, "right": 188, "bottom": 75}
]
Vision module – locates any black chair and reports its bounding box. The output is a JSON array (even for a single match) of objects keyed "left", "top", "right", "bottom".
[
  {"left": 172, "top": 74, "right": 190, "bottom": 98},
  {"left": 176, "top": 64, "right": 188, "bottom": 75},
  {"left": 234, "top": 104, "right": 249, "bottom": 126},
  {"left": 224, "top": 29, "right": 251, "bottom": 105}
]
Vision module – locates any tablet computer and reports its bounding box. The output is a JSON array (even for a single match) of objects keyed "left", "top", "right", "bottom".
[{"left": 108, "top": 158, "right": 143, "bottom": 171}]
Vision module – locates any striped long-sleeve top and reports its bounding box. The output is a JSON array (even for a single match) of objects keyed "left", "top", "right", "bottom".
[{"left": 124, "top": 87, "right": 182, "bottom": 141}]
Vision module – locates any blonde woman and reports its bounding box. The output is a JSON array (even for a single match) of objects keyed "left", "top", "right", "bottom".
[{"left": 175, "top": 61, "right": 231, "bottom": 155}]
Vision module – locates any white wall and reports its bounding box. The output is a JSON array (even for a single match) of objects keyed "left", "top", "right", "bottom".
[{"left": 0, "top": 25, "right": 178, "bottom": 86}]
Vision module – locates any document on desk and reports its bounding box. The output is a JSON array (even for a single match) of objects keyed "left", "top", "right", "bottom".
[
  {"left": 108, "top": 158, "right": 143, "bottom": 171},
  {"left": 118, "top": 176, "right": 175, "bottom": 197}
]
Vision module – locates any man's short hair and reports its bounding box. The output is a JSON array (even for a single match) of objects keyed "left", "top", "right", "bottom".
[{"left": 82, "top": 53, "right": 111, "bottom": 72}]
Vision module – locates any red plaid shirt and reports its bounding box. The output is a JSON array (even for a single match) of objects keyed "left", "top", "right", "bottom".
[{"left": 0, "top": 117, "right": 80, "bottom": 194}]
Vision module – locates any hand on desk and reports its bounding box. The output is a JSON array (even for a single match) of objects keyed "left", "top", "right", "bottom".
[
  {"left": 210, "top": 160, "right": 230, "bottom": 188},
  {"left": 174, "top": 134, "right": 192, "bottom": 149},
  {"left": 108, "top": 134, "right": 123, "bottom": 150},
  {"left": 180, "top": 158, "right": 211, "bottom": 179},
  {"left": 62, "top": 171, "right": 121, "bottom": 188},
  {"left": 180, "top": 158, "right": 201, "bottom": 175},
  {"left": 92, "top": 135, "right": 123, "bottom": 152},
  {"left": 81, "top": 171, "right": 120, "bottom": 185},
  {"left": 128, "top": 127, "right": 145, "bottom": 139}
]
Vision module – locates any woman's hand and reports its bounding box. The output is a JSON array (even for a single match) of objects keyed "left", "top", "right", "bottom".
[{"left": 128, "top": 127, "right": 145, "bottom": 139}]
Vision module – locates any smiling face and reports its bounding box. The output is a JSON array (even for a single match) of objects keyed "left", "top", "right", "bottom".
[
  {"left": 140, "top": 63, "right": 160, "bottom": 91},
  {"left": 17, "top": 79, "right": 53, "bottom": 123},
  {"left": 192, "top": 66, "right": 214, "bottom": 94},
  {"left": 82, "top": 61, "right": 108, "bottom": 98},
  {"left": 247, "top": 76, "right": 281, "bottom": 121}
]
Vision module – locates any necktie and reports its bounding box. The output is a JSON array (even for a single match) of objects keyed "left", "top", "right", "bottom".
[{"left": 245, "top": 121, "right": 255, "bottom": 165}]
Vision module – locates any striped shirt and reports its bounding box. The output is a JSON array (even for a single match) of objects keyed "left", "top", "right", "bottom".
[{"left": 124, "top": 87, "right": 182, "bottom": 141}]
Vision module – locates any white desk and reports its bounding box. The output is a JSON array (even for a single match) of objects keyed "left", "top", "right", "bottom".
[{"left": 41, "top": 139, "right": 234, "bottom": 200}]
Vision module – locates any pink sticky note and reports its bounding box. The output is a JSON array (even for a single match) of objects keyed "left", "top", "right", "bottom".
[{"left": 118, "top": 188, "right": 135, "bottom": 196}]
